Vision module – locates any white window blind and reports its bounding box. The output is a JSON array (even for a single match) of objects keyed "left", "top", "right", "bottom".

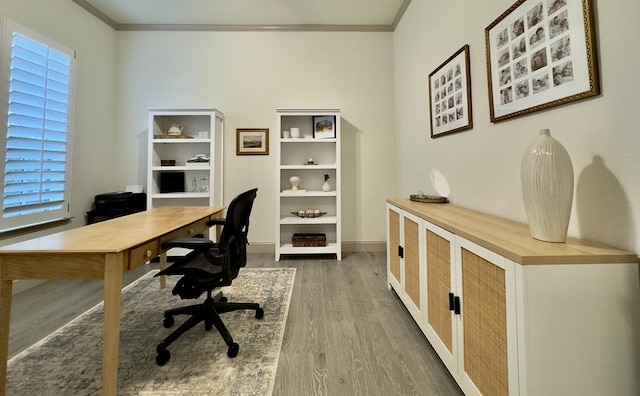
[{"left": 0, "top": 18, "right": 75, "bottom": 232}]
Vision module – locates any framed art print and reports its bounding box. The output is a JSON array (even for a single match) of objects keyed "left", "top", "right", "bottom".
[
  {"left": 236, "top": 128, "right": 269, "bottom": 155},
  {"left": 428, "top": 44, "right": 473, "bottom": 138},
  {"left": 312, "top": 116, "right": 336, "bottom": 139},
  {"left": 485, "top": 0, "right": 599, "bottom": 122}
]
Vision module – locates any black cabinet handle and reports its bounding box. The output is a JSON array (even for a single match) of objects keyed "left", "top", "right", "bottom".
[
  {"left": 454, "top": 296, "right": 461, "bottom": 315},
  {"left": 449, "top": 293, "right": 455, "bottom": 311},
  {"left": 398, "top": 245, "right": 404, "bottom": 258}
]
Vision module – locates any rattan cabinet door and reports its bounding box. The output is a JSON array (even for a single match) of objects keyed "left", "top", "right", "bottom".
[
  {"left": 423, "top": 222, "right": 457, "bottom": 375},
  {"left": 402, "top": 212, "right": 422, "bottom": 312},
  {"left": 386, "top": 204, "right": 426, "bottom": 324},
  {"left": 455, "top": 237, "right": 518, "bottom": 396}
]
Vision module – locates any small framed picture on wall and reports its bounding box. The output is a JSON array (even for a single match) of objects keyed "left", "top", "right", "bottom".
[
  {"left": 236, "top": 128, "right": 269, "bottom": 155},
  {"left": 428, "top": 44, "right": 473, "bottom": 138}
]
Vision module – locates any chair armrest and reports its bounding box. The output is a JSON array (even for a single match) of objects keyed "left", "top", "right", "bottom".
[
  {"left": 207, "top": 218, "right": 225, "bottom": 227},
  {"left": 161, "top": 237, "right": 214, "bottom": 250}
]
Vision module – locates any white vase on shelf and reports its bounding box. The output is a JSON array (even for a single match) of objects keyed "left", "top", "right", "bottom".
[
  {"left": 322, "top": 174, "right": 331, "bottom": 192},
  {"left": 289, "top": 175, "right": 300, "bottom": 191},
  {"left": 520, "top": 129, "right": 574, "bottom": 242}
]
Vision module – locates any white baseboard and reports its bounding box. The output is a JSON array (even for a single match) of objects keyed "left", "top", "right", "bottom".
[
  {"left": 342, "top": 241, "right": 386, "bottom": 252},
  {"left": 247, "top": 241, "right": 386, "bottom": 254}
]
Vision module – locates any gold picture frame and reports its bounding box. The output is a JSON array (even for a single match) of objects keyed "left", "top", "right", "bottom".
[
  {"left": 428, "top": 44, "right": 473, "bottom": 138},
  {"left": 485, "top": 0, "right": 599, "bottom": 122},
  {"left": 236, "top": 128, "right": 269, "bottom": 155}
]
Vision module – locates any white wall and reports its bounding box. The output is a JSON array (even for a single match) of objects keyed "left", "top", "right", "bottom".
[
  {"left": 9, "top": 0, "right": 634, "bottom": 255},
  {"left": 394, "top": 0, "right": 640, "bottom": 253},
  {"left": 0, "top": 0, "right": 119, "bottom": 245},
  {"left": 115, "top": 31, "right": 396, "bottom": 246}
]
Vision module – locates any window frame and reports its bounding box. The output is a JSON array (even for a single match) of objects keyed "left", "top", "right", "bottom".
[{"left": 0, "top": 17, "right": 76, "bottom": 233}]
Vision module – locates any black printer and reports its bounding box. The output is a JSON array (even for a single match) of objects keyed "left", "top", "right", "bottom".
[{"left": 86, "top": 191, "right": 146, "bottom": 224}]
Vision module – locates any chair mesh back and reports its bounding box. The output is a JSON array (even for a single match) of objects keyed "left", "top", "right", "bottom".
[{"left": 218, "top": 188, "right": 258, "bottom": 276}]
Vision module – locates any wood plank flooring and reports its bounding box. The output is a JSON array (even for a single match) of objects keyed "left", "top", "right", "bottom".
[
  {"left": 252, "top": 252, "right": 462, "bottom": 396},
  {"left": 8, "top": 252, "right": 462, "bottom": 395}
]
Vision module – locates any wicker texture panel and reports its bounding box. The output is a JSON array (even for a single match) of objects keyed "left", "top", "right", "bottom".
[
  {"left": 427, "top": 230, "right": 453, "bottom": 353},
  {"left": 404, "top": 218, "right": 420, "bottom": 307},
  {"left": 462, "top": 248, "right": 508, "bottom": 396},
  {"left": 389, "top": 210, "right": 401, "bottom": 283}
]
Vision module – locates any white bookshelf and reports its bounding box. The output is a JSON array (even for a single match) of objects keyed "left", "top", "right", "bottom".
[
  {"left": 147, "top": 108, "right": 224, "bottom": 242},
  {"left": 275, "top": 108, "right": 341, "bottom": 260}
]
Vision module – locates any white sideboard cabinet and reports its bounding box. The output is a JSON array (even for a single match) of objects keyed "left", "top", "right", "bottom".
[
  {"left": 386, "top": 198, "right": 640, "bottom": 396},
  {"left": 275, "top": 108, "right": 341, "bottom": 261}
]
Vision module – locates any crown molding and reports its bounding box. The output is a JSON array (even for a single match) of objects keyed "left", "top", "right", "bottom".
[
  {"left": 72, "top": 0, "right": 411, "bottom": 32},
  {"left": 71, "top": 0, "right": 118, "bottom": 29},
  {"left": 392, "top": 0, "right": 411, "bottom": 30},
  {"left": 117, "top": 24, "right": 392, "bottom": 32}
]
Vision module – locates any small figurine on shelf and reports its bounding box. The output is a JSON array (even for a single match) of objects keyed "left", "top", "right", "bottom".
[
  {"left": 167, "top": 123, "right": 183, "bottom": 136},
  {"left": 186, "top": 154, "right": 210, "bottom": 166},
  {"left": 322, "top": 174, "right": 331, "bottom": 192}
]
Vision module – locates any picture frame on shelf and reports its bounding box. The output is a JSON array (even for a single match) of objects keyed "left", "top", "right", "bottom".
[
  {"left": 312, "top": 116, "right": 336, "bottom": 139},
  {"left": 236, "top": 128, "right": 269, "bottom": 155},
  {"left": 428, "top": 44, "right": 473, "bottom": 138},
  {"left": 485, "top": 0, "right": 599, "bottom": 122}
]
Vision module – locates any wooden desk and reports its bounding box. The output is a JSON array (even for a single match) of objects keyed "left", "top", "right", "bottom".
[{"left": 0, "top": 206, "right": 223, "bottom": 395}]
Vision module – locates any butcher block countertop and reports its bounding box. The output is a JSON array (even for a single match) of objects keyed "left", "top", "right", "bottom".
[{"left": 387, "top": 198, "right": 638, "bottom": 265}]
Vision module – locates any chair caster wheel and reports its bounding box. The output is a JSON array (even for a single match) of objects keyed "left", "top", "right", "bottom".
[
  {"left": 156, "top": 349, "right": 170, "bottom": 366},
  {"left": 219, "top": 296, "right": 228, "bottom": 303},
  {"left": 255, "top": 307, "right": 264, "bottom": 319},
  {"left": 163, "top": 316, "right": 175, "bottom": 328},
  {"left": 205, "top": 321, "right": 213, "bottom": 331},
  {"left": 227, "top": 342, "right": 239, "bottom": 358}
]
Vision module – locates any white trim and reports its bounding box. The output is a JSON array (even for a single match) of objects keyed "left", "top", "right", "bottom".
[
  {"left": 69, "top": 0, "right": 414, "bottom": 32},
  {"left": 248, "top": 241, "right": 386, "bottom": 254}
]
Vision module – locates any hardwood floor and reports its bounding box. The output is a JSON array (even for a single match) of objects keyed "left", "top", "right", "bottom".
[
  {"left": 253, "top": 252, "right": 462, "bottom": 396},
  {"left": 8, "top": 252, "right": 462, "bottom": 395}
]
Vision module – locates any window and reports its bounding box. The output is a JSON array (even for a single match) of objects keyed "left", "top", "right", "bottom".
[{"left": 0, "top": 18, "right": 75, "bottom": 232}]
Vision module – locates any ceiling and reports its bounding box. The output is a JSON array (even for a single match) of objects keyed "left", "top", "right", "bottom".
[{"left": 72, "top": 0, "right": 412, "bottom": 32}]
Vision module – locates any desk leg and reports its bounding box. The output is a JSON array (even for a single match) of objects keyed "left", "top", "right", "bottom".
[
  {"left": 159, "top": 252, "right": 167, "bottom": 289},
  {"left": 214, "top": 212, "right": 223, "bottom": 242},
  {"left": 102, "top": 254, "right": 123, "bottom": 396},
  {"left": 0, "top": 280, "right": 12, "bottom": 396}
]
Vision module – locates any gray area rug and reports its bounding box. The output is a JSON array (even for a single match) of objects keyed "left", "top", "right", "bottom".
[{"left": 7, "top": 268, "right": 295, "bottom": 395}]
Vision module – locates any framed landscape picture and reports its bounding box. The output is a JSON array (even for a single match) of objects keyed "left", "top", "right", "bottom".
[
  {"left": 428, "top": 44, "right": 473, "bottom": 138},
  {"left": 485, "top": 0, "right": 599, "bottom": 122},
  {"left": 236, "top": 128, "right": 269, "bottom": 155},
  {"left": 312, "top": 116, "right": 336, "bottom": 139}
]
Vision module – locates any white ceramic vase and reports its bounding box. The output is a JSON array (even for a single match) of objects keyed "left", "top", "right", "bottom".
[
  {"left": 322, "top": 174, "right": 331, "bottom": 192},
  {"left": 289, "top": 175, "right": 300, "bottom": 191},
  {"left": 521, "top": 129, "right": 574, "bottom": 242}
]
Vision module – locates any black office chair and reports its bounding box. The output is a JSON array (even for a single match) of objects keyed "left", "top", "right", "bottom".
[{"left": 154, "top": 188, "right": 263, "bottom": 366}]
